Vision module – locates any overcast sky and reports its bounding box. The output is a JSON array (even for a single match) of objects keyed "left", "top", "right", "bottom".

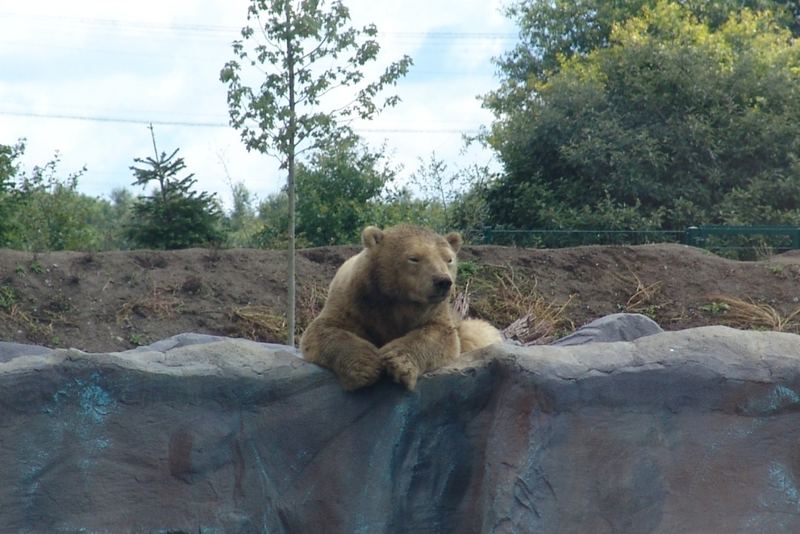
[{"left": 0, "top": 1, "right": 515, "bottom": 210}]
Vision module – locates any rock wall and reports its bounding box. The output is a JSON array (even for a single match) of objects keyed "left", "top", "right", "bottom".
[{"left": 2, "top": 323, "right": 800, "bottom": 533}]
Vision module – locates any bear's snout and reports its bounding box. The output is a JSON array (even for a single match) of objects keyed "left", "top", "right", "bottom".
[{"left": 433, "top": 276, "right": 453, "bottom": 294}]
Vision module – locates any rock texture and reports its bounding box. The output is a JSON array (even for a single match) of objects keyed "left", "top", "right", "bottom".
[
  {"left": 2, "top": 323, "right": 800, "bottom": 533},
  {"left": 552, "top": 312, "right": 663, "bottom": 345}
]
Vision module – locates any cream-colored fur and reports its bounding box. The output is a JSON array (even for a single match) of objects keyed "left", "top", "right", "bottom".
[
  {"left": 459, "top": 318, "right": 503, "bottom": 353},
  {"left": 300, "top": 225, "right": 501, "bottom": 391}
]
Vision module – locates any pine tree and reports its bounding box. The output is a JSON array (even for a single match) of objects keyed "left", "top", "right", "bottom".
[{"left": 127, "top": 126, "right": 223, "bottom": 250}]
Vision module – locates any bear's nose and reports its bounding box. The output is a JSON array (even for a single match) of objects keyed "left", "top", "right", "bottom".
[{"left": 433, "top": 277, "right": 452, "bottom": 292}]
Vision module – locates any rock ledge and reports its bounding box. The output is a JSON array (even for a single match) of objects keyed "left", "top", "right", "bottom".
[{"left": 2, "top": 325, "right": 800, "bottom": 533}]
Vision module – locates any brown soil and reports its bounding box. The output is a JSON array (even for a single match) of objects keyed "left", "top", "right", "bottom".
[{"left": 1, "top": 244, "right": 799, "bottom": 352}]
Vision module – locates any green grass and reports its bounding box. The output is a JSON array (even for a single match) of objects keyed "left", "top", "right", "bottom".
[{"left": 0, "top": 285, "right": 16, "bottom": 311}]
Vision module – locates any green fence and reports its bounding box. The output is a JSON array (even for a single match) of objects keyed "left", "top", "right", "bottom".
[
  {"left": 481, "top": 228, "right": 684, "bottom": 248},
  {"left": 684, "top": 225, "right": 800, "bottom": 252},
  {"left": 481, "top": 226, "right": 800, "bottom": 258}
]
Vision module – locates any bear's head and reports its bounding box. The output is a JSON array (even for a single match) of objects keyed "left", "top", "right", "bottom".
[{"left": 361, "top": 224, "right": 462, "bottom": 305}]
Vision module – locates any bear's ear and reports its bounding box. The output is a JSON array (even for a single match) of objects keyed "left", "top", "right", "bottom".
[
  {"left": 445, "top": 231, "right": 462, "bottom": 253},
  {"left": 362, "top": 226, "right": 384, "bottom": 249}
]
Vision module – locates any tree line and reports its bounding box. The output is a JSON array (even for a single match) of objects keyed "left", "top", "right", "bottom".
[
  {"left": 3, "top": 0, "right": 800, "bottom": 253},
  {"left": 0, "top": 132, "right": 484, "bottom": 251}
]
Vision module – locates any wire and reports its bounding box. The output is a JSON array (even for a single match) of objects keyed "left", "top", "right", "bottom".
[
  {"left": 0, "top": 110, "right": 227, "bottom": 128},
  {"left": 0, "top": 109, "right": 480, "bottom": 134},
  {"left": 0, "top": 12, "right": 516, "bottom": 41}
]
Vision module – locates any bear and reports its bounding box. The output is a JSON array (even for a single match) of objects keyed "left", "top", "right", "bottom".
[{"left": 300, "top": 224, "right": 502, "bottom": 391}]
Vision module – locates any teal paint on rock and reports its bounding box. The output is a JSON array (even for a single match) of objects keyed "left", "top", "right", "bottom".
[
  {"left": 769, "top": 461, "right": 800, "bottom": 511},
  {"left": 742, "top": 385, "right": 800, "bottom": 416},
  {"left": 33, "top": 371, "right": 117, "bottom": 480},
  {"left": 79, "top": 383, "right": 115, "bottom": 424},
  {"left": 43, "top": 372, "right": 118, "bottom": 424}
]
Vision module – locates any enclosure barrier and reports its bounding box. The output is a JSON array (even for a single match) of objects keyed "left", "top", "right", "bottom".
[
  {"left": 480, "top": 226, "right": 800, "bottom": 257},
  {"left": 683, "top": 225, "right": 800, "bottom": 249}
]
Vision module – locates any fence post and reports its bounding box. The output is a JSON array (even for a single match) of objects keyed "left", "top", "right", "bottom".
[
  {"left": 684, "top": 226, "right": 700, "bottom": 247},
  {"left": 483, "top": 227, "right": 493, "bottom": 245}
]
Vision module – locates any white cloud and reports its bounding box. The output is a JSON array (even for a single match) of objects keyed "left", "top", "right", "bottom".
[{"left": 0, "top": 0, "right": 515, "bottom": 209}]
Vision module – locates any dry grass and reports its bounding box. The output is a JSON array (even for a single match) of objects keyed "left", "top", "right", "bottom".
[
  {"left": 231, "top": 305, "right": 287, "bottom": 341},
  {"left": 754, "top": 241, "right": 776, "bottom": 261},
  {"left": 297, "top": 281, "right": 328, "bottom": 332},
  {"left": 117, "top": 286, "right": 184, "bottom": 325},
  {"left": 503, "top": 296, "right": 575, "bottom": 345},
  {"left": 2, "top": 305, "right": 55, "bottom": 343},
  {"left": 704, "top": 295, "right": 800, "bottom": 333},
  {"left": 613, "top": 267, "right": 663, "bottom": 313},
  {"left": 452, "top": 279, "right": 471, "bottom": 319},
  {"left": 468, "top": 264, "right": 574, "bottom": 345},
  {"left": 230, "top": 282, "right": 329, "bottom": 343}
]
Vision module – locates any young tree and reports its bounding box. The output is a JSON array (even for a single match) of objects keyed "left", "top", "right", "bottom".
[
  {"left": 222, "top": 181, "right": 264, "bottom": 247},
  {"left": 0, "top": 141, "right": 24, "bottom": 246},
  {"left": 446, "top": 164, "right": 495, "bottom": 242},
  {"left": 221, "top": 0, "right": 412, "bottom": 344},
  {"left": 295, "top": 135, "right": 394, "bottom": 246},
  {"left": 127, "top": 126, "right": 223, "bottom": 250},
  {"left": 408, "top": 153, "right": 456, "bottom": 228},
  {"left": 95, "top": 188, "right": 137, "bottom": 250},
  {"left": 255, "top": 190, "right": 292, "bottom": 249},
  {"left": 10, "top": 155, "right": 102, "bottom": 251},
  {"left": 0, "top": 142, "right": 111, "bottom": 251}
]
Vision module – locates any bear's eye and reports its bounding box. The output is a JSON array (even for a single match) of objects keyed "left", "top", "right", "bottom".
[
  {"left": 447, "top": 257, "right": 454, "bottom": 264},
  {"left": 408, "top": 256, "right": 420, "bottom": 264}
]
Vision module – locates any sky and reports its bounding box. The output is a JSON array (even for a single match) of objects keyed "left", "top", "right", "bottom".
[{"left": 0, "top": 1, "right": 516, "bottom": 210}]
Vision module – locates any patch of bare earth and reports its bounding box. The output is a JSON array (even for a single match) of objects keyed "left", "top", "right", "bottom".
[{"left": 0, "top": 243, "right": 798, "bottom": 351}]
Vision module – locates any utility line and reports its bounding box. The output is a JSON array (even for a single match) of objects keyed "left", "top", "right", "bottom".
[
  {"left": 0, "top": 12, "right": 516, "bottom": 40},
  {"left": 0, "top": 110, "right": 479, "bottom": 134},
  {"left": 0, "top": 110, "right": 226, "bottom": 128}
]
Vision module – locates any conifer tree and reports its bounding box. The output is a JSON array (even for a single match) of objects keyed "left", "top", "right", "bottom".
[{"left": 127, "top": 126, "right": 222, "bottom": 250}]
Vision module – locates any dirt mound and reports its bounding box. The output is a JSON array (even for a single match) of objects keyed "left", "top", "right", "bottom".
[{"left": 0, "top": 244, "right": 798, "bottom": 352}]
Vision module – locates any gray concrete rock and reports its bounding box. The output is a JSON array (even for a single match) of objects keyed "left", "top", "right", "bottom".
[
  {"left": 2, "top": 325, "right": 800, "bottom": 533},
  {"left": 553, "top": 312, "right": 663, "bottom": 345},
  {"left": 0, "top": 341, "right": 53, "bottom": 362}
]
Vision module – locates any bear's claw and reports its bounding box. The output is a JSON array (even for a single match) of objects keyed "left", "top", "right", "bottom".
[
  {"left": 383, "top": 351, "right": 420, "bottom": 391},
  {"left": 340, "top": 350, "right": 383, "bottom": 391}
]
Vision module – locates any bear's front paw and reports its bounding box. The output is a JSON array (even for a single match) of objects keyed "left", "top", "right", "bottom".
[
  {"left": 339, "top": 349, "right": 383, "bottom": 391},
  {"left": 382, "top": 350, "right": 420, "bottom": 391}
]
